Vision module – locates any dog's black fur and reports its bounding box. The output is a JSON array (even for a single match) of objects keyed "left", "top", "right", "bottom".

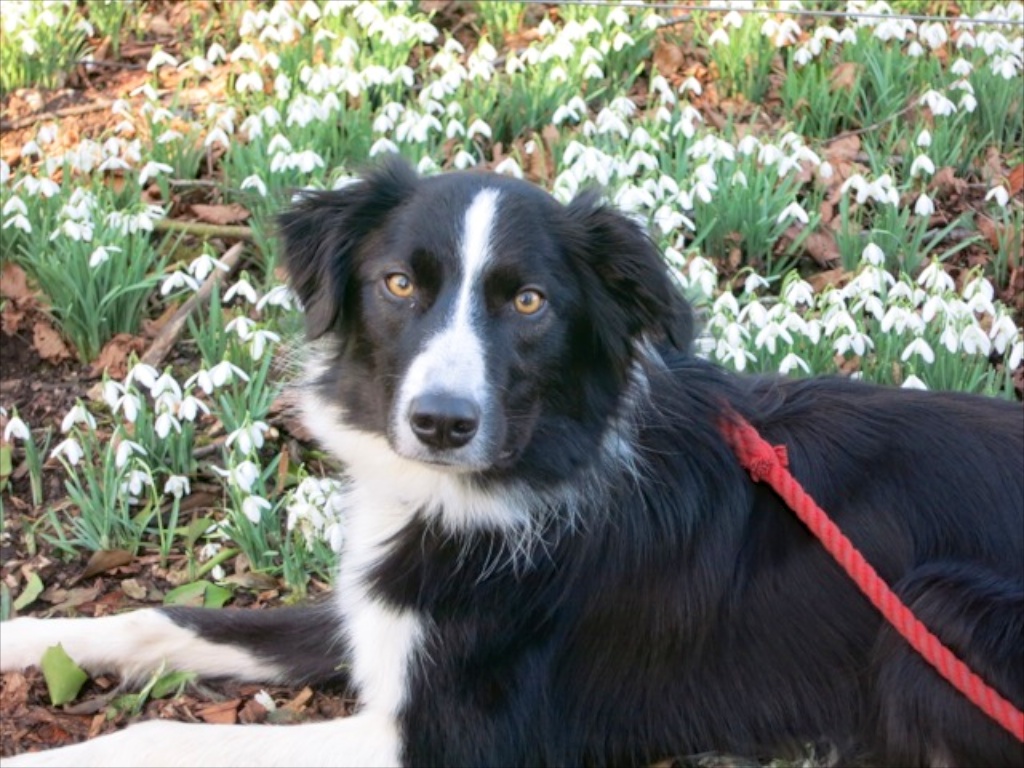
[{"left": 8, "top": 157, "right": 1021, "bottom": 767}]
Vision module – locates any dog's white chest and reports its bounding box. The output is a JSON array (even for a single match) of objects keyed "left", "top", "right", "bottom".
[{"left": 336, "top": 494, "right": 424, "bottom": 717}]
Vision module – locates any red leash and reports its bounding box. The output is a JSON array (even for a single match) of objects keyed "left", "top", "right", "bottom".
[{"left": 719, "top": 414, "right": 1024, "bottom": 743}]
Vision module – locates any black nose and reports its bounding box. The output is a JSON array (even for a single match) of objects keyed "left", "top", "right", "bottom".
[{"left": 408, "top": 394, "right": 480, "bottom": 450}]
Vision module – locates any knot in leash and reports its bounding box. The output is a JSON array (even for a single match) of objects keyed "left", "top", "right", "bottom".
[{"left": 719, "top": 410, "right": 1024, "bottom": 744}]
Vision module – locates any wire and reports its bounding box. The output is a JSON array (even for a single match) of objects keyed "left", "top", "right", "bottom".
[{"left": 518, "top": 0, "right": 1024, "bottom": 28}]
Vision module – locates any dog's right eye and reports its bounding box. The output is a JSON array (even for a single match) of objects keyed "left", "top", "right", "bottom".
[{"left": 384, "top": 272, "right": 415, "bottom": 299}]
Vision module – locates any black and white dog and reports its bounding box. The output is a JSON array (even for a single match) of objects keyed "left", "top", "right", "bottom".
[{"left": 2, "top": 157, "right": 1022, "bottom": 767}]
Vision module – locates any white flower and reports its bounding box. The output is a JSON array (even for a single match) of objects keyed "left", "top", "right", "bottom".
[
  {"left": 249, "top": 329, "right": 281, "bottom": 360},
  {"left": 155, "top": 411, "right": 182, "bottom": 439},
  {"left": 240, "top": 174, "right": 267, "bottom": 197},
  {"left": 115, "top": 439, "right": 147, "bottom": 469},
  {"left": 708, "top": 28, "right": 730, "bottom": 46},
  {"left": 88, "top": 245, "right": 121, "bottom": 268},
  {"left": 985, "top": 186, "right": 1009, "bottom": 208},
  {"left": 178, "top": 395, "right": 210, "bottom": 422},
  {"left": 1007, "top": 340, "right": 1024, "bottom": 370},
  {"left": 209, "top": 360, "right": 251, "bottom": 387},
  {"left": 51, "top": 437, "right": 84, "bottom": 465},
  {"left": 776, "top": 201, "right": 809, "bottom": 225},
  {"left": 221, "top": 460, "right": 260, "bottom": 493},
  {"left": 917, "top": 261, "right": 955, "bottom": 293},
  {"left": 164, "top": 475, "right": 191, "bottom": 499},
  {"left": 147, "top": 49, "right": 179, "bottom": 72},
  {"left": 919, "top": 89, "right": 956, "bottom": 117},
  {"left": 779, "top": 353, "right": 810, "bottom": 375},
  {"left": 861, "top": 243, "right": 886, "bottom": 267},
  {"left": 900, "top": 338, "right": 935, "bottom": 365},
  {"left": 161, "top": 271, "right": 200, "bottom": 295},
  {"left": 224, "top": 279, "right": 258, "bottom": 304},
  {"left": 61, "top": 403, "right": 96, "bottom": 433},
  {"left": 226, "top": 422, "right": 270, "bottom": 455},
  {"left": 126, "top": 363, "right": 160, "bottom": 390},
  {"left": 494, "top": 158, "right": 523, "bottom": 178},
  {"left": 960, "top": 324, "right": 992, "bottom": 357},
  {"left": 3, "top": 415, "right": 30, "bottom": 442},
  {"left": 139, "top": 161, "right": 174, "bottom": 187},
  {"left": 901, "top": 375, "right": 928, "bottom": 390},
  {"left": 254, "top": 690, "right": 277, "bottom": 712},
  {"left": 914, "top": 193, "right": 935, "bottom": 217},
  {"left": 188, "top": 253, "right": 229, "bottom": 282},
  {"left": 834, "top": 332, "right": 874, "bottom": 357},
  {"left": 916, "top": 130, "right": 932, "bottom": 148},
  {"left": 121, "top": 468, "right": 152, "bottom": 498},
  {"left": 242, "top": 495, "right": 271, "bottom": 524},
  {"left": 909, "top": 154, "right": 935, "bottom": 178},
  {"left": 256, "top": 285, "right": 295, "bottom": 312}
]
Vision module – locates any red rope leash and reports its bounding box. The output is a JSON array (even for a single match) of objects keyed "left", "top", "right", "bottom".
[{"left": 719, "top": 414, "right": 1024, "bottom": 743}]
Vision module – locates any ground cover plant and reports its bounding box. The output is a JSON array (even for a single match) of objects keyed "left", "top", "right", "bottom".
[{"left": 0, "top": 0, "right": 1022, "bottom": 762}]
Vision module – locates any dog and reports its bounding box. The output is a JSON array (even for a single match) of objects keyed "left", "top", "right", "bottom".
[{"left": 1, "top": 156, "right": 1022, "bottom": 767}]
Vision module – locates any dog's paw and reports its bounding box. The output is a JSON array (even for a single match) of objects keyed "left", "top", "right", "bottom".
[{"left": 0, "top": 618, "right": 54, "bottom": 672}]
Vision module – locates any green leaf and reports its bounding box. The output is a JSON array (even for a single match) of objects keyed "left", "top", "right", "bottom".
[
  {"left": 185, "top": 517, "right": 216, "bottom": 548},
  {"left": 13, "top": 572, "right": 44, "bottom": 611},
  {"left": 41, "top": 644, "right": 89, "bottom": 706},
  {"left": 203, "top": 583, "right": 232, "bottom": 608},
  {"left": 163, "top": 580, "right": 232, "bottom": 609},
  {"left": 163, "top": 581, "right": 209, "bottom": 607},
  {"left": 150, "top": 670, "right": 196, "bottom": 700},
  {"left": 0, "top": 443, "right": 12, "bottom": 484}
]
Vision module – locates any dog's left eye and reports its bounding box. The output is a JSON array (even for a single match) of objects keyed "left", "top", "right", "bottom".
[
  {"left": 384, "top": 272, "right": 415, "bottom": 299},
  {"left": 513, "top": 289, "right": 546, "bottom": 316}
]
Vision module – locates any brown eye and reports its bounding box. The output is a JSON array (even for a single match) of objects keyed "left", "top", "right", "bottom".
[
  {"left": 513, "top": 289, "right": 545, "bottom": 316},
  {"left": 385, "top": 272, "right": 414, "bottom": 298}
]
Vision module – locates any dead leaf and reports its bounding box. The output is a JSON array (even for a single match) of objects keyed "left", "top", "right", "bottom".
[
  {"left": 1008, "top": 163, "right": 1024, "bottom": 197},
  {"left": 80, "top": 549, "right": 133, "bottom": 580},
  {"left": 929, "top": 166, "right": 967, "bottom": 200},
  {"left": 824, "top": 135, "right": 861, "bottom": 165},
  {"left": 120, "top": 579, "right": 147, "bottom": 601},
  {"left": 197, "top": 699, "right": 241, "bottom": 725},
  {"left": 32, "top": 321, "right": 72, "bottom": 364},
  {"left": 653, "top": 35, "right": 684, "bottom": 77},
  {"left": 0, "top": 262, "right": 32, "bottom": 301},
  {"left": 807, "top": 267, "right": 851, "bottom": 293},
  {"left": 830, "top": 62, "right": 859, "bottom": 92},
  {"left": 789, "top": 226, "right": 841, "bottom": 267},
  {"left": 90, "top": 333, "right": 146, "bottom": 379},
  {"left": 281, "top": 687, "right": 314, "bottom": 712},
  {"left": 190, "top": 203, "right": 250, "bottom": 225}
]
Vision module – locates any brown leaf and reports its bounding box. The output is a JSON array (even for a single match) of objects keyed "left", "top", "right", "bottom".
[
  {"left": 80, "top": 549, "right": 134, "bottom": 580},
  {"left": 653, "top": 35, "right": 684, "bottom": 77},
  {"left": 190, "top": 203, "right": 250, "bottom": 225},
  {"left": 830, "top": 62, "right": 859, "bottom": 92},
  {"left": 824, "top": 135, "right": 861, "bottom": 165},
  {"left": 929, "top": 166, "right": 967, "bottom": 200},
  {"left": 807, "top": 267, "right": 851, "bottom": 294},
  {"left": 1, "top": 302, "right": 26, "bottom": 336},
  {"left": 32, "top": 321, "right": 71, "bottom": 364},
  {"left": 787, "top": 226, "right": 841, "bottom": 268},
  {"left": 197, "top": 699, "right": 241, "bottom": 725},
  {"left": 0, "top": 262, "right": 32, "bottom": 301},
  {"left": 1008, "top": 163, "right": 1024, "bottom": 197},
  {"left": 90, "top": 333, "right": 146, "bottom": 379},
  {"left": 281, "top": 687, "right": 314, "bottom": 712}
]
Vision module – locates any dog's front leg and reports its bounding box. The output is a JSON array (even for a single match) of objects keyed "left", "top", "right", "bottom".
[{"left": 1, "top": 711, "right": 401, "bottom": 768}]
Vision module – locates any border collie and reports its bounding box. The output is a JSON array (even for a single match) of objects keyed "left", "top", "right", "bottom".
[{"left": 2, "top": 157, "right": 1022, "bottom": 768}]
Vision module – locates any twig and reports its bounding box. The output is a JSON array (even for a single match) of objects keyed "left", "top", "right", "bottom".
[
  {"left": 141, "top": 242, "right": 245, "bottom": 368},
  {"left": 0, "top": 99, "right": 112, "bottom": 132},
  {"left": 824, "top": 103, "right": 917, "bottom": 144},
  {"left": 153, "top": 218, "right": 253, "bottom": 240}
]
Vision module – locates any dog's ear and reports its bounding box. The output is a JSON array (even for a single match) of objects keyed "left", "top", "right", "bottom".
[
  {"left": 277, "top": 155, "right": 418, "bottom": 338},
  {"left": 561, "top": 190, "right": 693, "bottom": 365}
]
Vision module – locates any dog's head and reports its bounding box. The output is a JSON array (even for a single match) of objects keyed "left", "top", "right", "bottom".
[{"left": 278, "top": 156, "right": 691, "bottom": 481}]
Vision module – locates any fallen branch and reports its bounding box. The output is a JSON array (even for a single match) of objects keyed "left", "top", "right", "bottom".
[
  {"left": 141, "top": 242, "right": 245, "bottom": 368},
  {"left": 0, "top": 99, "right": 113, "bottom": 132},
  {"left": 154, "top": 218, "right": 253, "bottom": 241}
]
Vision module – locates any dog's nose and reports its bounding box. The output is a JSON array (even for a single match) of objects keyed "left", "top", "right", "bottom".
[{"left": 408, "top": 394, "right": 480, "bottom": 450}]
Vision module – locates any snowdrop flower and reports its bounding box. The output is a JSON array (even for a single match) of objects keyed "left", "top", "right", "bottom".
[
  {"left": 151, "top": 372, "right": 182, "bottom": 403},
  {"left": 155, "top": 411, "right": 182, "bottom": 439},
  {"left": 121, "top": 468, "right": 153, "bottom": 499},
  {"left": 918, "top": 261, "right": 956, "bottom": 293},
  {"left": 235, "top": 71, "right": 264, "bottom": 94},
  {"left": 834, "top": 332, "right": 874, "bottom": 357},
  {"left": 224, "top": 278, "right": 258, "bottom": 305},
  {"left": 254, "top": 690, "right": 277, "bottom": 712},
  {"left": 88, "top": 245, "right": 121, "bottom": 268},
  {"left": 914, "top": 193, "right": 935, "bottom": 217},
  {"left": 62, "top": 403, "right": 96, "bottom": 433},
  {"left": 919, "top": 89, "right": 956, "bottom": 117},
  {"left": 743, "top": 273, "right": 770, "bottom": 294},
  {"left": 985, "top": 185, "right": 1009, "bottom": 208},
  {"left": 3, "top": 414, "right": 30, "bottom": 442},
  {"left": 161, "top": 271, "right": 199, "bottom": 295},
  {"left": 51, "top": 437, "right": 84, "bottom": 465},
  {"left": 188, "top": 253, "right": 229, "bottom": 282},
  {"left": 164, "top": 475, "right": 191, "bottom": 499},
  {"left": 178, "top": 395, "right": 210, "bottom": 422},
  {"left": 242, "top": 494, "right": 271, "bottom": 524},
  {"left": 916, "top": 130, "right": 932, "bottom": 148},
  {"left": 126, "top": 363, "right": 159, "bottom": 391},
  {"left": 777, "top": 201, "right": 809, "bottom": 225},
  {"left": 240, "top": 175, "right": 267, "bottom": 197},
  {"left": 960, "top": 324, "right": 992, "bottom": 356},
  {"left": 256, "top": 285, "right": 295, "bottom": 312},
  {"left": 902, "top": 375, "right": 928, "bottom": 390},
  {"left": 901, "top": 338, "right": 935, "bottom": 365},
  {"left": 214, "top": 460, "right": 261, "bottom": 494},
  {"left": 249, "top": 329, "right": 281, "bottom": 360},
  {"left": 226, "top": 316, "right": 255, "bottom": 340},
  {"left": 861, "top": 243, "right": 886, "bottom": 267},
  {"left": 779, "top": 353, "right": 810, "bottom": 375},
  {"left": 185, "top": 369, "right": 215, "bottom": 395},
  {"left": 988, "top": 314, "right": 1018, "bottom": 355},
  {"left": 227, "top": 421, "right": 270, "bottom": 455},
  {"left": 139, "top": 161, "right": 174, "bottom": 187},
  {"left": 1007, "top": 340, "right": 1024, "bottom": 370},
  {"left": 147, "top": 49, "right": 178, "bottom": 72},
  {"left": 783, "top": 278, "right": 815, "bottom": 307},
  {"left": 910, "top": 154, "right": 935, "bottom": 178},
  {"left": 494, "top": 158, "right": 523, "bottom": 178},
  {"left": 209, "top": 360, "right": 251, "bottom": 387},
  {"left": 115, "top": 438, "right": 147, "bottom": 468},
  {"left": 708, "top": 28, "right": 730, "bottom": 47}
]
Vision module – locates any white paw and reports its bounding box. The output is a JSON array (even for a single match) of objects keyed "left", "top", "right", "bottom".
[{"left": 0, "top": 618, "right": 51, "bottom": 672}]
